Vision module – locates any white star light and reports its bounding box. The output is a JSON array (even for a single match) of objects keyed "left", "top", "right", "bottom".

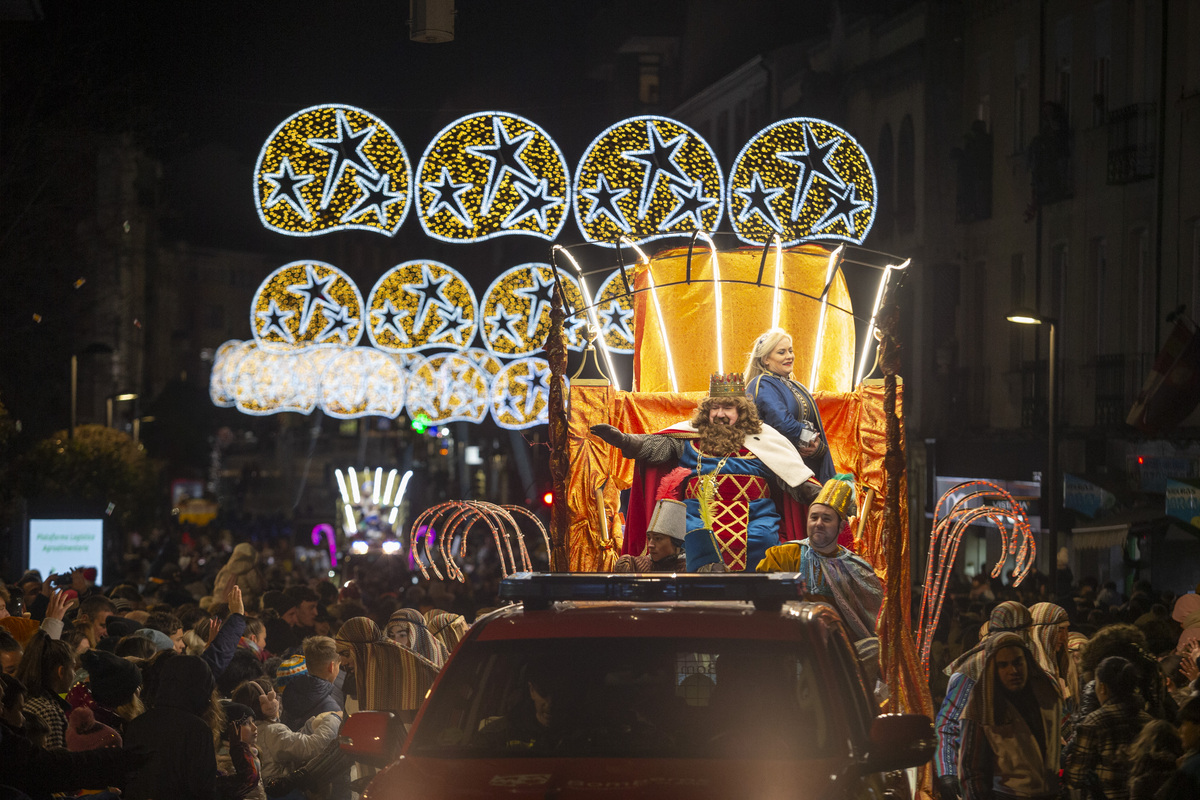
[
  {"left": 370, "top": 299, "right": 411, "bottom": 343},
  {"left": 315, "top": 305, "right": 360, "bottom": 344},
  {"left": 423, "top": 166, "right": 474, "bottom": 228},
  {"left": 579, "top": 173, "right": 631, "bottom": 231},
  {"left": 256, "top": 300, "right": 296, "bottom": 342},
  {"left": 262, "top": 157, "right": 316, "bottom": 221},
  {"left": 503, "top": 178, "right": 563, "bottom": 230},
  {"left": 465, "top": 117, "right": 536, "bottom": 216},
  {"left": 433, "top": 305, "right": 475, "bottom": 346},
  {"left": 341, "top": 173, "right": 404, "bottom": 227},
  {"left": 734, "top": 171, "right": 788, "bottom": 232},
  {"left": 659, "top": 179, "right": 719, "bottom": 230},
  {"left": 307, "top": 109, "right": 380, "bottom": 210},
  {"left": 524, "top": 361, "right": 553, "bottom": 418},
  {"left": 513, "top": 267, "right": 561, "bottom": 341},
  {"left": 401, "top": 264, "right": 457, "bottom": 337},
  {"left": 598, "top": 300, "right": 635, "bottom": 344},
  {"left": 287, "top": 265, "right": 341, "bottom": 337},
  {"left": 778, "top": 123, "right": 845, "bottom": 222},
  {"left": 622, "top": 121, "right": 691, "bottom": 219},
  {"left": 485, "top": 302, "right": 524, "bottom": 348}
]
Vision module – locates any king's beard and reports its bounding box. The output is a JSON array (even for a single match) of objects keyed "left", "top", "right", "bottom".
[{"left": 695, "top": 419, "right": 747, "bottom": 456}]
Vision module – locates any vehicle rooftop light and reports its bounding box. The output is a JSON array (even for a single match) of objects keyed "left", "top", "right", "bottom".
[{"left": 499, "top": 572, "right": 804, "bottom": 611}]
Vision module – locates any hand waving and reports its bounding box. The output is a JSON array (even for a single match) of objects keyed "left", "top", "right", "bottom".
[{"left": 46, "top": 588, "right": 75, "bottom": 621}]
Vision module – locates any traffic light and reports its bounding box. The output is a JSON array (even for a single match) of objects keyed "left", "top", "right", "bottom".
[
  {"left": 410, "top": 413, "right": 431, "bottom": 433},
  {"left": 542, "top": 490, "right": 554, "bottom": 506}
]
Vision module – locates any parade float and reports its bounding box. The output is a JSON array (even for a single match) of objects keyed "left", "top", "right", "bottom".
[{"left": 214, "top": 104, "right": 934, "bottom": 755}]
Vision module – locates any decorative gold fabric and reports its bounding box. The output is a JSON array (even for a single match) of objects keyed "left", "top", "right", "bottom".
[{"left": 632, "top": 244, "right": 856, "bottom": 393}]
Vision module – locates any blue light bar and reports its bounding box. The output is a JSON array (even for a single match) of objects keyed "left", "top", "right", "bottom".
[{"left": 499, "top": 572, "right": 805, "bottom": 611}]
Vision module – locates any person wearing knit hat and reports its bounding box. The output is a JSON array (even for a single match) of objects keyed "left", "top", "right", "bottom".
[
  {"left": 958, "top": 631, "right": 1062, "bottom": 800},
  {"left": 133, "top": 627, "right": 174, "bottom": 652},
  {"left": 274, "top": 653, "right": 307, "bottom": 694},
  {"left": 756, "top": 475, "right": 884, "bottom": 641},
  {"left": 66, "top": 705, "right": 122, "bottom": 751},
  {"left": 67, "top": 649, "right": 142, "bottom": 734}
]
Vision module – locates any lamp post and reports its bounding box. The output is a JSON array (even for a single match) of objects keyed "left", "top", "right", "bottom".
[
  {"left": 1007, "top": 310, "right": 1059, "bottom": 594},
  {"left": 107, "top": 393, "right": 138, "bottom": 428},
  {"left": 69, "top": 342, "right": 115, "bottom": 440}
]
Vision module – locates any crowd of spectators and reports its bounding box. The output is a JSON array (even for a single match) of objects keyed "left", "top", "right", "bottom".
[
  {"left": 0, "top": 527, "right": 525, "bottom": 800},
  {"left": 927, "top": 569, "right": 1200, "bottom": 800}
]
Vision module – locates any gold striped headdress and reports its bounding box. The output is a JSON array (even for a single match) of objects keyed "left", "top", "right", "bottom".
[{"left": 813, "top": 474, "right": 857, "bottom": 520}]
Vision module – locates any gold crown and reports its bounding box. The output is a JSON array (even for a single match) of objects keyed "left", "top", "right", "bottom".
[
  {"left": 708, "top": 372, "right": 745, "bottom": 397},
  {"left": 813, "top": 476, "right": 857, "bottom": 520}
]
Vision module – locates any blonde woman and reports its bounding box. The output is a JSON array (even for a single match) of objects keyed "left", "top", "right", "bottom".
[{"left": 744, "top": 328, "right": 835, "bottom": 483}]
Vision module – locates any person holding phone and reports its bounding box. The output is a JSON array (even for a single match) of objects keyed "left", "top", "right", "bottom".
[{"left": 744, "top": 328, "right": 835, "bottom": 483}]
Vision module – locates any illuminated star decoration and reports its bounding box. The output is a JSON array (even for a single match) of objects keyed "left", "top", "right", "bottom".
[
  {"left": 812, "top": 182, "right": 871, "bottom": 236},
  {"left": 734, "top": 171, "right": 787, "bottom": 232},
  {"left": 433, "top": 305, "right": 475, "bottom": 346},
  {"left": 308, "top": 109, "right": 379, "bottom": 209},
  {"left": 262, "top": 157, "right": 316, "bottom": 222},
  {"left": 256, "top": 300, "right": 296, "bottom": 342},
  {"left": 465, "top": 117, "right": 536, "bottom": 216},
  {"left": 342, "top": 173, "right": 404, "bottom": 227},
  {"left": 402, "top": 264, "right": 456, "bottom": 337},
  {"left": 316, "top": 304, "right": 360, "bottom": 344},
  {"left": 485, "top": 302, "right": 524, "bottom": 348},
  {"left": 288, "top": 265, "right": 341, "bottom": 337},
  {"left": 598, "top": 300, "right": 635, "bottom": 345},
  {"left": 370, "top": 299, "right": 410, "bottom": 343},
  {"left": 423, "top": 166, "right": 474, "bottom": 228},
  {"left": 777, "top": 122, "right": 845, "bottom": 221},
  {"left": 504, "top": 178, "right": 563, "bottom": 229},
  {"left": 622, "top": 122, "right": 691, "bottom": 219},
  {"left": 523, "top": 360, "right": 552, "bottom": 417},
  {"left": 513, "top": 267, "right": 564, "bottom": 341},
  {"left": 660, "top": 179, "right": 719, "bottom": 230},
  {"left": 579, "top": 174, "right": 631, "bottom": 230}
]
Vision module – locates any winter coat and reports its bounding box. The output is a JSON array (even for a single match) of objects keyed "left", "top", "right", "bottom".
[
  {"left": 0, "top": 721, "right": 141, "bottom": 800},
  {"left": 257, "top": 710, "right": 341, "bottom": 781},
  {"left": 122, "top": 655, "right": 219, "bottom": 800},
  {"left": 212, "top": 544, "right": 266, "bottom": 606},
  {"left": 280, "top": 675, "right": 342, "bottom": 732}
]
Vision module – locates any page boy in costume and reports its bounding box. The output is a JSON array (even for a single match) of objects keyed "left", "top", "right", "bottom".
[
  {"left": 614, "top": 499, "right": 687, "bottom": 573},
  {"left": 756, "top": 476, "right": 884, "bottom": 640},
  {"left": 591, "top": 372, "right": 820, "bottom": 573}
]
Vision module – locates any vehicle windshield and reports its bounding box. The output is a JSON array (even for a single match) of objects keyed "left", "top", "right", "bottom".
[{"left": 409, "top": 637, "right": 839, "bottom": 759}]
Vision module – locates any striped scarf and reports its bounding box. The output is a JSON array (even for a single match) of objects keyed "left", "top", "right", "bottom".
[
  {"left": 945, "top": 600, "right": 1033, "bottom": 680},
  {"left": 336, "top": 617, "right": 438, "bottom": 713},
  {"left": 425, "top": 610, "right": 469, "bottom": 652},
  {"left": 1029, "top": 602, "right": 1079, "bottom": 702},
  {"left": 386, "top": 608, "right": 449, "bottom": 668}
]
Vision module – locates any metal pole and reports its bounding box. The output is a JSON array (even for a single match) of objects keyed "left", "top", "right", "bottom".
[
  {"left": 106, "top": 397, "right": 113, "bottom": 428},
  {"left": 69, "top": 355, "right": 78, "bottom": 440},
  {"left": 1047, "top": 320, "right": 1058, "bottom": 595}
]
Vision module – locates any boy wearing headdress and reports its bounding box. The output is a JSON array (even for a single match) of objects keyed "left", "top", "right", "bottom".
[
  {"left": 613, "top": 499, "right": 687, "bottom": 573},
  {"left": 591, "top": 372, "right": 821, "bottom": 574},
  {"left": 755, "top": 476, "right": 884, "bottom": 640}
]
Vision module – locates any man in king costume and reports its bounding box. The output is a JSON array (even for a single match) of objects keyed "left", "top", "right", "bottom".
[
  {"left": 756, "top": 476, "right": 884, "bottom": 640},
  {"left": 591, "top": 373, "right": 821, "bottom": 573}
]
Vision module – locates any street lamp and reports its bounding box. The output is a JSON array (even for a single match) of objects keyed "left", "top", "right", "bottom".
[
  {"left": 1006, "top": 309, "right": 1059, "bottom": 594},
  {"left": 107, "top": 393, "right": 139, "bottom": 428},
  {"left": 69, "top": 342, "right": 115, "bottom": 439}
]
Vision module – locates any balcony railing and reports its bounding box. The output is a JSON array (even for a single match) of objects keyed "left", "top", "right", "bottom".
[{"left": 1107, "top": 103, "right": 1156, "bottom": 185}]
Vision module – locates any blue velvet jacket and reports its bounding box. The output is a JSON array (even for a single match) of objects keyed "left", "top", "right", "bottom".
[{"left": 746, "top": 373, "right": 835, "bottom": 483}]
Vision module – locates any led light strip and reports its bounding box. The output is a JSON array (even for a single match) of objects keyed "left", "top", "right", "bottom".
[
  {"left": 855, "top": 258, "right": 911, "bottom": 386},
  {"left": 552, "top": 245, "right": 621, "bottom": 391},
  {"left": 770, "top": 234, "right": 784, "bottom": 330},
  {"left": 810, "top": 244, "right": 845, "bottom": 389},
  {"left": 692, "top": 231, "right": 723, "bottom": 375}
]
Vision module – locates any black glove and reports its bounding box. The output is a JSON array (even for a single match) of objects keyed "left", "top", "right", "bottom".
[
  {"left": 935, "top": 775, "right": 961, "bottom": 800},
  {"left": 589, "top": 424, "right": 628, "bottom": 449}
]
